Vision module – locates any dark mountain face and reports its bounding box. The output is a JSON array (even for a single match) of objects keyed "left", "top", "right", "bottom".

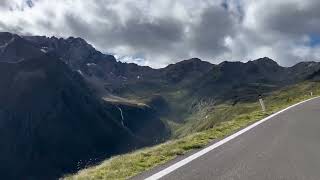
[
  {"left": 1, "top": 32, "right": 320, "bottom": 179},
  {"left": 306, "top": 67, "right": 320, "bottom": 81},
  {"left": 216, "top": 57, "right": 285, "bottom": 84},
  {"left": 0, "top": 32, "right": 44, "bottom": 62},
  {"left": 3, "top": 32, "right": 319, "bottom": 96},
  {"left": 161, "top": 58, "right": 214, "bottom": 84},
  {"left": 23, "top": 35, "right": 116, "bottom": 69},
  {"left": 0, "top": 53, "right": 169, "bottom": 179},
  {"left": 289, "top": 61, "right": 320, "bottom": 80},
  {"left": 1, "top": 32, "right": 320, "bottom": 120},
  {"left": 17, "top": 32, "right": 320, "bottom": 112},
  {"left": 192, "top": 57, "right": 320, "bottom": 101},
  {"left": 23, "top": 35, "right": 161, "bottom": 93}
]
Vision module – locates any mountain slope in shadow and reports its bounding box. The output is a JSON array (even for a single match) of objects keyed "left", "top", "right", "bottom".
[{"left": 0, "top": 53, "right": 168, "bottom": 179}]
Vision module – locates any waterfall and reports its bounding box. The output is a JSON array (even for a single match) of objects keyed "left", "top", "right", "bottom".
[{"left": 117, "top": 106, "right": 125, "bottom": 127}]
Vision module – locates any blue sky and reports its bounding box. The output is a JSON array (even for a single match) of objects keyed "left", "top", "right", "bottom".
[{"left": 309, "top": 34, "right": 320, "bottom": 47}]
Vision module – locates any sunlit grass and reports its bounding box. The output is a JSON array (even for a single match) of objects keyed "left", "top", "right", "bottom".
[{"left": 65, "top": 81, "right": 320, "bottom": 180}]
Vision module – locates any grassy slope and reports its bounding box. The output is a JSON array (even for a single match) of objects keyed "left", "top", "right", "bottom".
[{"left": 65, "top": 81, "right": 320, "bottom": 180}]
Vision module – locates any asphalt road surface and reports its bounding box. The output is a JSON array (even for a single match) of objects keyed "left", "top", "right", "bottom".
[{"left": 137, "top": 97, "right": 320, "bottom": 180}]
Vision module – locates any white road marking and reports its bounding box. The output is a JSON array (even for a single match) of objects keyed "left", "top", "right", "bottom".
[{"left": 144, "top": 96, "right": 320, "bottom": 180}]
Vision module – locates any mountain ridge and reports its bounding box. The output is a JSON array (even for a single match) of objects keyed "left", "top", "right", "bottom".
[
  {"left": 4, "top": 31, "right": 320, "bottom": 114},
  {"left": 1, "top": 31, "right": 320, "bottom": 179},
  {"left": 2, "top": 32, "right": 320, "bottom": 115}
]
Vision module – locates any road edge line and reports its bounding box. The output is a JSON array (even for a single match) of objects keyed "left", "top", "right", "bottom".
[{"left": 144, "top": 96, "right": 320, "bottom": 180}]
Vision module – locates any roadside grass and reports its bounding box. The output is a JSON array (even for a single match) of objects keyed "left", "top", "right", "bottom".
[{"left": 65, "top": 81, "right": 320, "bottom": 180}]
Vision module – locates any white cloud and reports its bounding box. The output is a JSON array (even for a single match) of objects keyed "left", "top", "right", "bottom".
[{"left": 0, "top": 0, "right": 320, "bottom": 68}]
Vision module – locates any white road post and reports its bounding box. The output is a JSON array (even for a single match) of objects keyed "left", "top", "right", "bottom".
[
  {"left": 259, "top": 97, "right": 266, "bottom": 112},
  {"left": 311, "top": 92, "right": 313, "bottom": 96}
]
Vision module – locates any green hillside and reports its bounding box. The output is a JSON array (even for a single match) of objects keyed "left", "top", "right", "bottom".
[{"left": 65, "top": 81, "right": 320, "bottom": 180}]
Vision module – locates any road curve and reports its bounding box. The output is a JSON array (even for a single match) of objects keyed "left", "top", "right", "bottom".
[{"left": 137, "top": 97, "right": 320, "bottom": 180}]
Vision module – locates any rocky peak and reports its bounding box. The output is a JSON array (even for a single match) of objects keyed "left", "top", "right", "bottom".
[
  {"left": 250, "top": 57, "right": 279, "bottom": 67},
  {"left": 161, "top": 58, "right": 214, "bottom": 83},
  {"left": 0, "top": 32, "right": 16, "bottom": 45},
  {"left": 0, "top": 33, "right": 44, "bottom": 62},
  {"left": 164, "top": 58, "right": 213, "bottom": 71}
]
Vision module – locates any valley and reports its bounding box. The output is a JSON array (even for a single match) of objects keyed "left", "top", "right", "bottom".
[{"left": 1, "top": 32, "right": 320, "bottom": 179}]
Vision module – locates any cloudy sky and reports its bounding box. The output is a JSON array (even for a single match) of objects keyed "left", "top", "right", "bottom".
[{"left": 0, "top": 0, "right": 320, "bottom": 68}]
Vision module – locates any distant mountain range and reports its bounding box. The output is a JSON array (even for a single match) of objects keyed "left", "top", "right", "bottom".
[{"left": 1, "top": 32, "right": 320, "bottom": 179}]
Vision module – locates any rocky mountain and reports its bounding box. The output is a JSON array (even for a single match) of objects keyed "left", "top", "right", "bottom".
[
  {"left": 0, "top": 32, "right": 44, "bottom": 62},
  {"left": 2, "top": 31, "right": 320, "bottom": 120},
  {"left": 1, "top": 32, "right": 320, "bottom": 179},
  {"left": 290, "top": 61, "right": 320, "bottom": 80},
  {"left": 23, "top": 35, "right": 161, "bottom": 93},
  {"left": 19, "top": 33, "right": 320, "bottom": 101},
  {"left": 161, "top": 58, "right": 214, "bottom": 84},
  {"left": 0, "top": 52, "right": 169, "bottom": 179},
  {"left": 189, "top": 57, "right": 320, "bottom": 102}
]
